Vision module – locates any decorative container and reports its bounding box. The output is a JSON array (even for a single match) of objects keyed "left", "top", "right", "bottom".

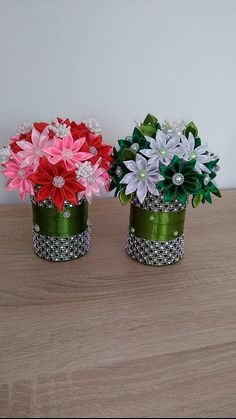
[
  {"left": 32, "top": 198, "right": 91, "bottom": 262},
  {"left": 126, "top": 193, "right": 186, "bottom": 265},
  {"left": 109, "top": 113, "right": 221, "bottom": 266}
]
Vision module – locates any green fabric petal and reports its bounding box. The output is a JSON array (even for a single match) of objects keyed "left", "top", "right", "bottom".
[{"left": 164, "top": 185, "right": 176, "bottom": 202}]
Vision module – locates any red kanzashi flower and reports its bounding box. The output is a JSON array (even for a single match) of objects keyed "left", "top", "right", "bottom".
[
  {"left": 29, "top": 158, "right": 85, "bottom": 211},
  {"left": 82, "top": 133, "right": 112, "bottom": 169}
]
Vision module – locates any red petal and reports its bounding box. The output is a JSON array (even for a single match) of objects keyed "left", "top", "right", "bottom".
[
  {"left": 35, "top": 185, "right": 53, "bottom": 202},
  {"left": 51, "top": 187, "right": 65, "bottom": 212},
  {"left": 65, "top": 180, "right": 85, "bottom": 193},
  {"left": 63, "top": 188, "right": 78, "bottom": 205},
  {"left": 38, "top": 157, "right": 57, "bottom": 179},
  {"left": 34, "top": 122, "right": 48, "bottom": 133}
]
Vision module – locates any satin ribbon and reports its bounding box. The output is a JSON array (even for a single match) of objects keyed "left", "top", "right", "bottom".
[
  {"left": 129, "top": 204, "right": 186, "bottom": 241},
  {"left": 32, "top": 202, "right": 88, "bottom": 237}
]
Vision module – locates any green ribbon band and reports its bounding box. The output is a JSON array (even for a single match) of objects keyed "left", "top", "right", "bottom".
[
  {"left": 32, "top": 202, "right": 88, "bottom": 237},
  {"left": 130, "top": 204, "right": 186, "bottom": 241}
]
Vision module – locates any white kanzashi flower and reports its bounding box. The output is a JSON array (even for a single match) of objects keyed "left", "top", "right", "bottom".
[
  {"left": 17, "top": 121, "right": 33, "bottom": 134},
  {"left": 121, "top": 154, "right": 163, "bottom": 203},
  {"left": 83, "top": 117, "right": 102, "bottom": 134},
  {"left": 162, "top": 119, "right": 186, "bottom": 137},
  {"left": 48, "top": 120, "right": 70, "bottom": 138},
  {"left": 0, "top": 144, "right": 11, "bottom": 164},
  {"left": 180, "top": 132, "right": 214, "bottom": 174},
  {"left": 140, "top": 130, "right": 183, "bottom": 170}
]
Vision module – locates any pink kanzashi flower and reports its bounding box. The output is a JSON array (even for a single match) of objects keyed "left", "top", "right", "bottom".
[
  {"left": 75, "top": 159, "right": 109, "bottom": 203},
  {"left": 49, "top": 133, "right": 92, "bottom": 171},
  {"left": 2, "top": 152, "right": 34, "bottom": 200},
  {"left": 17, "top": 127, "right": 52, "bottom": 170}
]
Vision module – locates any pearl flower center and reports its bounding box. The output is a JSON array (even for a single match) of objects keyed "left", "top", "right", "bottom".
[
  {"left": 158, "top": 148, "right": 168, "bottom": 157},
  {"left": 137, "top": 169, "right": 148, "bottom": 181},
  {"left": 189, "top": 151, "right": 197, "bottom": 160},
  {"left": 62, "top": 149, "right": 73, "bottom": 159},
  {"left": 172, "top": 173, "right": 184, "bottom": 186},
  {"left": 130, "top": 143, "right": 139, "bottom": 152},
  {"left": 53, "top": 176, "right": 65, "bottom": 188},
  {"left": 204, "top": 175, "right": 211, "bottom": 185},
  {"left": 115, "top": 166, "right": 122, "bottom": 177},
  {"left": 89, "top": 146, "right": 97, "bottom": 156}
]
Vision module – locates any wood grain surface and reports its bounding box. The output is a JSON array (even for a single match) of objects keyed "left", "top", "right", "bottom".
[{"left": 0, "top": 190, "right": 236, "bottom": 418}]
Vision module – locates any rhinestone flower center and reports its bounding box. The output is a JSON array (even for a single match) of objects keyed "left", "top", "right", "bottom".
[
  {"left": 137, "top": 169, "right": 148, "bottom": 181},
  {"left": 172, "top": 173, "right": 184, "bottom": 186},
  {"left": 89, "top": 146, "right": 97, "bottom": 155},
  {"left": 53, "top": 176, "right": 65, "bottom": 188}
]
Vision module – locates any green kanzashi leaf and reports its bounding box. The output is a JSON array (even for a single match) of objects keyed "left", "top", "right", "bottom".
[
  {"left": 139, "top": 114, "right": 161, "bottom": 138},
  {"left": 119, "top": 188, "right": 132, "bottom": 205},
  {"left": 192, "top": 194, "right": 203, "bottom": 208},
  {"left": 184, "top": 121, "right": 198, "bottom": 138},
  {"left": 121, "top": 148, "right": 136, "bottom": 162}
]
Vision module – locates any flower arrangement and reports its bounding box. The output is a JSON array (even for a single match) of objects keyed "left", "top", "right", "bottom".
[
  {"left": 1, "top": 117, "right": 112, "bottom": 210},
  {"left": 109, "top": 113, "right": 221, "bottom": 207}
]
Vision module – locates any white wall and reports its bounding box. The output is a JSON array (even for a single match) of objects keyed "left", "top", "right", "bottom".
[{"left": 0, "top": 0, "right": 235, "bottom": 204}]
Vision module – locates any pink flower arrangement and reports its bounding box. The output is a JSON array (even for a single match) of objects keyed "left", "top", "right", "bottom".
[{"left": 1, "top": 117, "right": 112, "bottom": 211}]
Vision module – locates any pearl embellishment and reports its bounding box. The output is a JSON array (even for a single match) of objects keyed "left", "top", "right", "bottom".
[{"left": 172, "top": 173, "right": 184, "bottom": 186}]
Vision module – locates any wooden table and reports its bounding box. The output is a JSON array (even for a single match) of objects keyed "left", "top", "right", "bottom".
[{"left": 0, "top": 190, "right": 236, "bottom": 418}]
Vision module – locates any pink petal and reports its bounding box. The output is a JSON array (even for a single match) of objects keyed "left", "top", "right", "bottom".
[
  {"left": 63, "top": 134, "right": 73, "bottom": 149},
  {"left": 72, "top": 137, "right": 86, "bottom": 152},
  {"left": 73, "top": 152, "right": 92, "bottom": 162},
  {"left": 17, "top": 140, "right": 33, "bottom": 151},
  {"left": 49, "top": 147, "right": 63, "bottom": 156},
  {"left": 6, "top": 177, "right": 21, "bottom": 190},
  {"left": 49, "top": 155, "right": 62, "bottom": 164}
]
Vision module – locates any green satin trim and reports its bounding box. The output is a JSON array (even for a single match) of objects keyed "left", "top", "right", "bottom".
[
  {"left": 130, "top": 204, "right": 186, "bottom": 241},
  {"left": 32, "top": 202, "right": 88, "bottom": 237}
]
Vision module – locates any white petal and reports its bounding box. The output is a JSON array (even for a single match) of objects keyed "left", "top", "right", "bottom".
[
  {"left": 147, "top": 137, "right": 159, "bottom": 150},
  {"left": 140, "top": 148, "right": 156, "bottom": 158},
  {"left": 167, "top": 136, "right": 180, "bottom": 149},
  {"left": 121, "top": 172, "right": 137, "bottom": 184},
  {"left": 137, "top": 181, "right": 147, "bottom": 203},
  {"left": 180, "top": 134, "right": 191, "bottom": 153},
  {"left": 125, "top": 180, "right": 139, "bottom": 195},
  {"left": 195, "top": 144, "right": 208, "bottom": 155},
  {"left": 198, "top": 154, "right": 212, "bottom": 163},
  {"left": 147, "top": 161, "right": 159, "bottom": 173},
  {"left": 123, "top": 160, "right": 138, "bottom": 172},
  {"left": 146, "top": 179, "right": 159, "bottom": 196},
  {"left": 188, "top": 132, "right": 195, "bottom": 151},
  {"left": 156, "top": 130, "right": 167, "bottom": 148},
  {"left": 198, "top": 162, "right": 211, "bottom": 173},
  {"left": 136, "top": 154, "right": 148, "bottom": 170}
]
